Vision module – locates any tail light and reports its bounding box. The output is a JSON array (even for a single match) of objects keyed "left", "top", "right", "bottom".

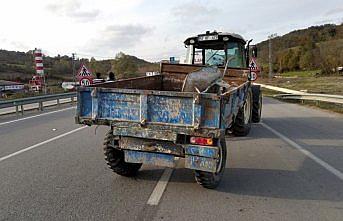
[{"left": 190, "top": 137, "right": 213, "bottom": 146}]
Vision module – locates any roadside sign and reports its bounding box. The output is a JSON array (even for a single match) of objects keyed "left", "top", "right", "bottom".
[
  {"left": 249, "top": 72, "right": 258, "bottom": 81},
  {"left": 249, "top": 57, "right": 260, "bottom": 81},
  {"left": 77, "top": 64, "right": 92, "bottom": 77},
  {"left": 249, "top": 57, "right": 260, "bottom": 72},
  {"left": 80, "top": 78, "right": 91, "bottom": 86},
  {"left": 77, "top": 64, "right": 93, "bottom": 86}
]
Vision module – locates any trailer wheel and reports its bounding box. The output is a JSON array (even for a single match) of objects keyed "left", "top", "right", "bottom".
[
  {"left": 232, "top": 88, "right": 252, "bottom": 136},
  {"left": 103, "top": 130, "right": 142, "bottom": 177},
  {"left": 252, "top": 85, "right": 262, "bottom": 123},
  {"left": 194, "top": 139, "right": 227, "bottom": 189}
]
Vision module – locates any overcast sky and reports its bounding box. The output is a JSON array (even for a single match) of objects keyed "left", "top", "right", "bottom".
[{"left": 0, "top": 0, "right": 342, "bottom": 61}]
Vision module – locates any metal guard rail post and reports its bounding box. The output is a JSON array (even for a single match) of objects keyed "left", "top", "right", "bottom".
[{"left": 0, "top": 92, "right": 76, "bottom": 115}]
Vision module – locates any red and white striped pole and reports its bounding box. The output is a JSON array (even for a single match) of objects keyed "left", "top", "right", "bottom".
[
  {"left": 34, "top": 49, "right": 46, "bottom": 93},
  {"left": 34, "top": 49, "right": 44, "bottom": 76}
]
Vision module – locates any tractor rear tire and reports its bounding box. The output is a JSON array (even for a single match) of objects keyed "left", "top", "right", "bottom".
[
  {"left": 194, "top": 139, "right": 227, "bottom": 189},
  {"left": 103, "top": 130, "right": 142, "bottom": 177},
  {"left": 232, "top": 88, "right": 252, "bottom": 136},
  {"left": 252, "top": 85, "right": 262, "bottom": 123}
]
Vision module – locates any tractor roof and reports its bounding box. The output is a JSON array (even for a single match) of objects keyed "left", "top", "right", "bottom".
[{"left": 184, "top": 31, "right": 246, "bottom": 47}]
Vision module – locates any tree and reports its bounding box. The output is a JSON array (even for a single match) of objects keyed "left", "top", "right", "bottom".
[
  {"left": 299, "top": 50, "right": 314, "bottom": 70},
  {"left": 111, "top": 52, "right": 138, "bottom": 79}
]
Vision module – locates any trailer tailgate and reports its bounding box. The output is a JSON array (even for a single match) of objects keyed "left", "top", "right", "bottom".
[{"left": 76, "top": 87, "right": 221, "bottom": 129}]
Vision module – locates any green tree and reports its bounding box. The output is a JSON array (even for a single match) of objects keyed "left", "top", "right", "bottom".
[
  {"left": 299, "top": 50, "right": 314, "bottom": 70},
  {"left": 88, "top": 57, "right": 112, "bottom": 76},
  {"left": 111, "top": 52, "right": 138, "bottom": 79}
]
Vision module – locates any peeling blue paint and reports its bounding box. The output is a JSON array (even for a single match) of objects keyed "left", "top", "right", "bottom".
[
  {"left": 185, "top": 145, "right": 218, "bottom": 158},
  {"left": 200, "top": 98, "right": 220, "bottom": 128},
  {"left": 124, "top": 150, "right": 176, "bottom": 168},
  {"left": 80, "top": 91, "right": 92, "bottom": 117},
  {"left": 185, "top": 155, "right": 217, "bottom": 172},
  {"left": 147, "top": 95, "right": 194, "bottom": 125},
  {"left": 98, "top": 93, "right": 141, "bottom": 121},
  {"left": 77, "top": 82, "right": 249, "bottom": 134}
]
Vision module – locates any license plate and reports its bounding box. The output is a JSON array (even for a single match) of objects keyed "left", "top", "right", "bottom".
[{"left": 198, "top": 35, "right": 218, "bottom": 41}]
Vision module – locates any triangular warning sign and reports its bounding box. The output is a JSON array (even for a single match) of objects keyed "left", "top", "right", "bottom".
[
  {"left": 77, "top": 64, "right": 92, "bottom": 77},
  {"left": 249, "top": 57, "right": 260, "bottom": 71}
]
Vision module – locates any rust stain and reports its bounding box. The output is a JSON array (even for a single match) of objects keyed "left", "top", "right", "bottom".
[{"left": 169, "top": 100, "right": 182, "bottom": 119}]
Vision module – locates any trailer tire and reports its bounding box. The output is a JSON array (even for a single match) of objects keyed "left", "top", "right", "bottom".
[
  {"left": 252, "top": 85, "right": 262, "bottom": 123},
  {"left": 194, "top": 139, "right": 227, "bottom": 189},
  {"left": 103, "top": 130, "right": 142, "bottom": 177},
  {"left": 232, "top": 88, "right": 252, "bottom": 136}
]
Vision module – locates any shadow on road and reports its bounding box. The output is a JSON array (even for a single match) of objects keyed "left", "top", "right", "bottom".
[
  {"left": 135, "top": 159, "right": 343, "bottom": 202},
  {"left": 218, "top": 166, "right": 343, "bottom": 202}
]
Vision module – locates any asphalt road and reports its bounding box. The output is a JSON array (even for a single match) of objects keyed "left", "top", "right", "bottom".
[{"left": 0, "top": 97, "right": 342, "bottom": 221}]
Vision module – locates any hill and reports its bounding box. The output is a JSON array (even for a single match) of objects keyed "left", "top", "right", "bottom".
[
  {"left": 2, "top": 23, "right": 342, "bottom": 84},
  {"left": 0, "top": 50, "right": 158, "bottom": 83},
  {"left": 256, "top": 23, "right": 343, "bottom": 74}
]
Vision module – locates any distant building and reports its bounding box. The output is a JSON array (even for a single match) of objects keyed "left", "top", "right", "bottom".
[
  {"left": 146, "top": 72, "right": 160, "bottom": 76},
  {"left": 0, "top": 80, "right": 24, "bottom": 96}
]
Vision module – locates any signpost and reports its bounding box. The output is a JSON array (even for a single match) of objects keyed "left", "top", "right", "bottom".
[
  {"left": 249, "top": 57, "right": 260, "bottom": 81},
  {"left": 77, "top": 64, "right": 93, "bottom": 86}
]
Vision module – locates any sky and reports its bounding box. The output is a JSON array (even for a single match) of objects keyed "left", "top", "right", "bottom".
[{"left": 0, "top": 0, "right": 342, "bottom": 61}]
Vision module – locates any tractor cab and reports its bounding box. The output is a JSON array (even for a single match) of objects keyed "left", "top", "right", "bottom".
[{"left": 183, "top": 31, "right": 255, "bottom": 69}]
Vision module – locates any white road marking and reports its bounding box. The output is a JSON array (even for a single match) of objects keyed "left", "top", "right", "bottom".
[
  {"left": 0, "top": 106, "right": 75, "bottom": 127},
  {"left": 0, "top": 126, "right": 86, "bottom": 163},
  {"left": 261, "top": 122, "right": 343, "bottom": 181},
  {"left": 147, "top": 168, "right": 174, "bottom": 206}
]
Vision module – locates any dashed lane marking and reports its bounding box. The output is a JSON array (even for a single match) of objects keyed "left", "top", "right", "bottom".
[
  {"left": 0, "top": 126, "right": 86, "bottom": 163},
  {"left": 147, "top": 168, "right": 174, "bottom": 206}
]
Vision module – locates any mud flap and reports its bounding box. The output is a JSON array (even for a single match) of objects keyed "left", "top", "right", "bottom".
[
  {"left": 184, "top": 145, "right": 219, "bottom": 173},
  {"left": 124, "top": 150, "right": 176, "bottom": 168}
]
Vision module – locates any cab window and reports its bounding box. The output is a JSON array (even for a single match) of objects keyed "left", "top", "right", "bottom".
[
  {"left": 204, "top": 49, "right": 226, "bottom": 66},
  {"left": 227, "top": 42, "right": 246, "bottom": 68}
]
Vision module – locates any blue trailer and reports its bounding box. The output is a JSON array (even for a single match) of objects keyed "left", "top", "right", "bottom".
[{"left": 75, "top": 31, "right": 262, "bottom": 188}]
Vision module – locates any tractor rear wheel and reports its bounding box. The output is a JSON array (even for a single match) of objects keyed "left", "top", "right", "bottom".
[
  {"left": 194, "top": 139, "right": 227, "bottom": 189},
  {"left": 252, "top": 85, "right": 262, "bottom": 123},
  {"left": 232, "top": 88, "right": 252, "bottom": 136},
  {"left": 103, "top": 130, "right": 142, "bottom": 177}
]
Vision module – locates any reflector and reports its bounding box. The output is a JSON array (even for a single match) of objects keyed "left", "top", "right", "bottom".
[{"left": 190, "top": 137, "right": 213, "bottom": 146}]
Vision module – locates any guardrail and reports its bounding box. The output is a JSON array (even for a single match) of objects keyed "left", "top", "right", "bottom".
[
  {"left": 255, "top": 83, "right": 343, "bottom": 105},
  {"left": 0, "top": 92, "right": 77, "bottom": 115},
  {"left": 274, "top": 93, "right": 343, "bottom": 104}
]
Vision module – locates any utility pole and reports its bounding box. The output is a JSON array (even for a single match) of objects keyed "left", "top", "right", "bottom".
[
  {"left": 268, "top": 33, "right": 277, "bottom": 79},
  {"left": 72, "top": 53, "right": 76, "bottom": 85}
]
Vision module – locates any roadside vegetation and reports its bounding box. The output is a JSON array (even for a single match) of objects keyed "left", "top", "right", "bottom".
[
  {"left": 255, "top": 24, "right": 343, "bottom": 113},
  {"left": 0, "top": 51, "right": 159, "bottom": 100},
  {"left": 0, "top": 50, "right": 159, "bottom": 84},
  {"left": 257, "top": 23, "right": 343, "bottom": 75}
]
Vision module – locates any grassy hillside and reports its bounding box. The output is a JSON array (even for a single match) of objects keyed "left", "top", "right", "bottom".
[
  {"left": 256, "top": 23, "right": 343, "bottom": 74},
  {"left": 2, "top": 23, "right": 342, "bottom": 83},
  {"left": 0, "top": 50, "right": 158, "bottom": 84}
]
